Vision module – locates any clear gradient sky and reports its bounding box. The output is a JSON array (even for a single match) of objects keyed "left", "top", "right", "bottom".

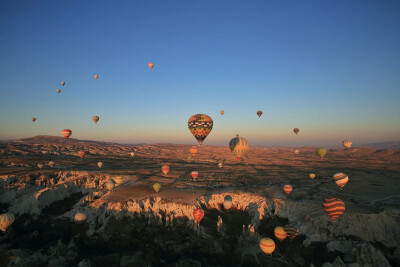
[{"left": 0, "top": 0, "right": 399, "bottom": 147}]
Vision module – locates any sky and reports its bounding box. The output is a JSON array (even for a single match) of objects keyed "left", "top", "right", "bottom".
[{"left": 0, "top": 0, "right": 399, "bottom": 147}]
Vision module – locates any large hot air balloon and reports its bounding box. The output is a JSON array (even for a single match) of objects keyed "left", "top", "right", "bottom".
[
  {"left": 274, "top": 226, "right": 287, "bottom": 241},
  {"left": 61, "top": 81, "right": 65, "bottom": 86},
  {"left": 78, "top": 151, "right": 86, "bottom": 159},
  {"left": 220, "top": 110, "right": 224, "bottom": 116},
  {"left": 62, "top": 129, "right": 72, "bottom": 139},
  {"left": 31, "top": 118, "right": 36, "bottom": 122},
  {"left": 56, "top": 89, "right": 61, "bottom": 94},
  {"left": 190, "top": 146, "right": 199, "bottom": 157},
  {"left": 257, "top": 111, "right": 263, "bottom": 117},
  {"left": 37, "top": 163, "right": 44, "bottom": 169},
  {"left": 223, "top": 195, "right": 233, "bottom": 210},
  {"left": 93, "top": 116, "right": 99, "bottom": 124},
  {"left": 322, "top": 198, "right": 345, "bottom": 222},
  {"left": 48, "top": 161, "right": 55, "bottom": 168},
  {"left": 153, "top": 183, "right": 161, "bottom": 193},
  {"left": 97, "top": 162, "right": 103, "bottom": 168},
  {"left": 293, "top": 128, "right": 299, "bottom": 135},
  {"left": 191, "top": 171, "right": 198, "bottom": 180},
  {"left": 0, "top": 213, "right": 15, "bottom": 232},
  {"left": 283, "top": 184, "right": 292, "bottom": 195},
  {"left": 188, "top": 114, "right": 213, "bottom": 145},
  {"left": 309, "top": 173, "right": 316, "bottom": 179},
  {"left": 74, "top": 212, "right": 87, "bottom": 222},
  {"left": 284, "top": 226, "right": 298, "bottom": 240},
  {"left": 193, "top": 208, "right": 204, "bottom": 223},
  {"left": 94, "top": 74, "right": 98, "bottom": 79},
  {"left": 332, "top": 173, "right": 349, "bottom": 190},
  {"left": 316, "top": 148, "right": 327, "bottom": 159},
  {"left": 161, "top": 165, "right": 169, "bottom": 176},
  {"left": 148, "top": 63, "right": 154, "bottom": 69},
  {"left": 229, "top": 134, "right": 249, "bottom": 160},
  {"left": 342, "top": 140, "right": 352, "bottom": 149},
  {"left": 260, "top": 238, "right": 275, "bottom": 255},
  {"left": 106, "top": 181, "right": 115, "bottom": 191}
]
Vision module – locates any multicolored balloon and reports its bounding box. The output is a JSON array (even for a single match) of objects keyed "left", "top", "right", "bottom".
[
  {"left": 316, "top": 148, "right": 327, "bottom": 159},
  {"left": 153, "top": 183, "right": 161, "bottom": 193},
  {"left": 284, "top": 226, "right": 298, "bottom": 240},
  {"left": 78, "top": 151, "right": 86, "bottom": 159},
  {"left": 229, "top": 134, "right": 249, "bottom": 160},
  {"left": 0, "top": 213, "right": 15, "bottom": 232},
  {"left": 257, "top": 111, "right": 263, "bottom": 117},
  {"left": 62, "top": 129, "right": 72, "bottom": 139},
  {"left": 260, "top": 238, "right": 275, "bottom": 255},
  {"left": 191, "top": 171, "right": 198, "bottom": 180},
  {"left": 93, "top": 116, "right": 99, "bottom": 124},
  {"left": 283, "top": 184, "right": 292, "bottom": 195},
  {"left": 188, "top": 114, "right": 213, "bottom": 145},
  {"left": 190, "top": 146, "right": 199, "bottom": 157},
  {"left": 293, "top": 128, "right": 299, "bottom": 135},
  {"left": 333, "top": 173, "right": 349, "bottom": 190},
  {"left": 148, "top": 62, "right": 154, "bottom": 69},
  {"left": 193, "top": 208, "right": 204, "bottom": 223},
  {"left": 342, "top": 140, "right": 352, "bottom": 149},
  {"left": 161, "top": 165, "right": 169, "bottom": 176},
  {"left": 274, "top": 226, "right": 287, "bottom": 241},
  {"left": 322, "top": 198, "right": 345, "bottom": 221}
]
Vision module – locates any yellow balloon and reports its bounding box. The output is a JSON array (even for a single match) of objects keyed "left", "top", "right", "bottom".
[
  {"left": 153, "top": 183, "right": 161, "bottom": 193},
  {"left": 309, "top": 173, "right": 316, "bottom": 179},
  {"left": 274, "top": 226, "right": 287, "bottom": 241},
  {"left": 259, "top": 238, "right": 275, "bottom": 255},
  {"left": 114, "top": 176, "right": 124, "bottom": 185}
]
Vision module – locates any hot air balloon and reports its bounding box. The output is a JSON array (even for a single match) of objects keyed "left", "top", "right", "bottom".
[
  {"left": 220, "top": 110, "right": 224, "bottom": 116},
  {"left": 31, "top": 118, "right": 36, "bottom": 122},
  {"left": 284, "top": 226, "right": 298, "bottom": 240},
  {"left": 114, "top": 176, "right": 124, "bottom": 185},
  {"left": 153, "top": 183, "right": 161, "bottom": 193},
  {"left": 218, "top": 163, "right": 223, "bottom": 168},
  {"left": 193, "top": 208, "right": 204, "bottom": 223},
  {"left": 74, "top": 212, "right": 87, "bottom": 222},
  {"left": 0, "top": 213, "right": 15, "bottom": 232},
  {"left": 190, "top": 146, "right": 199, "bottom": 157},
  {"left": 293, "top": 128, "right": 299, "bottom": 135},
  {"left": 56, "top": 89, "right": 61, "bottom": 94},
  {"left": 223, "top": 195, "right": 233, "bottom": 210},
  {"left": 78, "top": 151, "right": 86, "bottom": 159},
  {"left": 130, "top": 152, "right": 135, "bottom": 157},
  {"left": 332, "top": 173, "right": 349, "bottom": 190},
  {"left": 93, "top": 116, "right": 99, "bottom": 124},
  {"left": 106, "top": 181, "right": 115, "bottom": 191},
  {"left": 94, "top": 74, "right": 98, "bottom": 79},
  {"left": 322, "top": 198, "right": 345, "bottom": 222},
  {"left": 342, "top": 140, "right": 352, "bottom": 149},
  {"left": 48, "top": 161, "right": 55, "bottom": 168},
  {"left": 294, "top": 149, "right": 299, "bottom": 155},
  {"left": 309, "top": 173, "right": 316, "bottom": 179},
  {"left": 61, "top": 81, "right": 65, "bottom": 86},
  {"left": 260, "top": 238, "right": 275, "bottom": 255},
  {"left": 148, "top": 63, "right": 154, "bottom": 69},
  {"left": 283, "top": 184, "right": 292, "bottom": 195},
  {"left": 97, "top": 162, "right": 103, "bottom": 168},
  {"left": 37, "top": 163, "right": 44, "bottom": 169},
  {"left": 257, "top": 111, "right": 263, "bottom": 117},
  {"left": 229, "top": 134, "right": 249, "bottom": 160},
  {"left": 274, "top": 226, "right": 287, "bottom": 241},
  {"left": 316, "top": 148, "right": 327, "bottom": 159},
  {"left": 62, "top": 129, "right": 72, "bottom": 139},
  {"left": 191, "top": 171, "right": 198, "bottom": 180},
  {"left": 161, "top": 165, "right": 169, "bottom": 176},
  {"left": 188, "top": 114, "right": 213, "bottom": 145}
]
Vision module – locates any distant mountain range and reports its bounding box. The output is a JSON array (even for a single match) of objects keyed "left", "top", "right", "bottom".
[{"left": 357, "top": 141, "right": 400, "bottom": 150}]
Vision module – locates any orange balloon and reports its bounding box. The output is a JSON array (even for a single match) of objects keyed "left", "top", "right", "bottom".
[
  {"left": 283, "top": 184, "right": 292, "bottom": 195},
  {"left": 62, "top": 129, "right": 72, "bottom": 139},
  {"left": 161, "top": 165, "right": 169, "bottom": 175},
  {"left": 148, "top": 62, "right": 154, "bottom": 69},
  {"left": 193, "top": 208, "right": 204, "bottom": 223}
]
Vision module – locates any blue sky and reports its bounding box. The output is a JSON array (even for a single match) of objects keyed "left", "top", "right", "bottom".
[{"left": 0, "top": 0, "right": 399, "bottom": 147}]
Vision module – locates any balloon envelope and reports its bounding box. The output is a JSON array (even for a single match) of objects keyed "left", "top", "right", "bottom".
[
  {"left": 61, "top": 81, "right": 65, "bottom": 86},
  {"left": 56, "top": 89, "right": 61, "bottom": 94},
  {"left": 218, "top": 163, "right": 223, "bottom": 168},
  {"left": 191, "top": 171, "right": 198, "bottom": 180},
  {"left": 0, "top": 213, "right": 15, "bottom": 232},
  {"left": 316, "top": 148, "right": 327, "bottom": 159},
  {"left": 223, "top": 195, "right": 233, "bottom": 210},
  {"left": 322, "top": 198, "right": 345, "bottom": 221},
  {"left": 78, "top": 151, "right": 86, "bottom": 159},
  {"left": 62, "top": 129, "right": 72, "bottom": 139},
  {"left": 193, "top": 208, "right": 204, "bottom": 223},
  {"left": 293, "top": 128, "right": 299, "bottom": 135},
  {"left": 93, "top": 116, "right": 99, "bottom": 124},
  {"left": 106, "top": 181, "right": 115, "bottom": 190},
  {"left": 220, "top": 110, "right": 224, "bottom": 115},
  {"left": 283, "top": 184, "right": 292, "bottom": 195},
  {"left": 94, "top": 74, "right": 98, "bottom": 79},
  {"left": 274, "top": 226, "right": 287, "bottom": 241},
  {"left": 161, "top": 165, "right": 169, "bottom": 175},
  {"left": 148, "top": 62, "right": 154, "bottom": 69},
  {"left": 114, "top": 176, "right": 124, "bottom": 185},
  {"left": 309, "top": 173, "right": 316, "bottom": 179},
  {"left": 31, "top": 118, "right": 36, "bottom": 122},
  {"left": 284, "top": 226, "right": 298, "bottom": 239},
  {"left": 188, "top": 114, "right": 213, "bottom": 145},
  {"left": 130, "top": 152, "right": 135, "bottom": 157},
  {"left": 260, "top": 238, "right": 275, "bottom": 255},
  {"left": 257, "top": 111, "right": 262, "bottom": 117},
  {"left": 153, "top": 183, "right": 161, "bottom": 193},
  {"left": 190, "top": 146, "right": 199, "bottom": 157},
  {"left": 37, "top": 163, "right": 44, "bottom": 169},
  {"left": 333, "top": 173, "right": 349, "bottom": 189},
  {"left": 343, "top": 140, "right": 352, "bottom": 149},
  {"left": 229, "top": 134, "right": 249, "bottom": 160},
  {"left": 74, "top": 212, "right": 87, "bottom": 222},
  {"left": 97, "top": 162, "right": 103, "bottom": 168},
  {"left": 48, "top": 161, "right": 55, "bottom": 168}
]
